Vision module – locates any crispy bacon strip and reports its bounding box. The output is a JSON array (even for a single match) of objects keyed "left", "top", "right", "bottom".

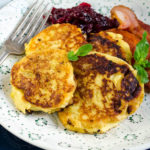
[
  {"left": 111, "top": 5, "right": 150, "bottom": 45},
  {"left": 138, "top": 20, "right": 150, "bottom": 34},
  {"left": 111, "top": 5, "right": 139, "bottom": 30}
]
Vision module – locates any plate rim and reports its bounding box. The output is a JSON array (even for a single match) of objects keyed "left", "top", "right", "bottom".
[
  {"left": 0, "top": 0, "right": 150, "bottom": 150},
  {"left": 0, "top": 121, "right": 67, "bottom": 150}
]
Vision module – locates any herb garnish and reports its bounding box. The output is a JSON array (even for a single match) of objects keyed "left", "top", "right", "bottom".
[
  {"left": 134, "top": 31, "right": 150, "bottom": 83},
  {"left": 68, "top": 33, "right": 150, "bottom": 83},
  {"left": 68, "top": 44, "right": 93, "bottom": 61}
]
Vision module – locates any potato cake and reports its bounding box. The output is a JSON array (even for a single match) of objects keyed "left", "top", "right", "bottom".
[
  {"left": 58, "top": 52, "right": 144, "bottom": 134},
  {"left": 87, "top": 31, "right": 132, "bottom": 63},
  {"left": 11, "top": 49, "right": 76, "bottom": 114},
  {"left": 25, "top": 23, "right": 87, "bottom": 55}
]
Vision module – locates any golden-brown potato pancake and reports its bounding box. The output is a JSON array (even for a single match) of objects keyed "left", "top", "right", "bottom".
[
  {"left": 58, "top": 52, "right": 144, "bottom": 134},
  {"left": 11, "top": 49, "right": 76, "bottom": 114},
  {"left": 87, "top": 31, "right": 132, "bottom": 63},
  {"left": 25, "top": 23, "right": 87, "bottom": 55},
  {"left": 107, "top": 29, "right": 140, "bottom": 55}
]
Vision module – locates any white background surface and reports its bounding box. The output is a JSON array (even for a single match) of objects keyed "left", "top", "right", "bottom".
[{"left": 0, "top": 0, "right": 12, "bottom": 9}]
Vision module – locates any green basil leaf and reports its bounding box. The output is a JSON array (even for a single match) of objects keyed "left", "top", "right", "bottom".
[
  {"left": 145, "top": 61, "right": 150, "bottom": 68},
  {"left": 76, "top": 44, "right": 93, "bottom": 56},
  {"left": 140, "top": 59, "right": 149, "bottom": 67},
  {"left": 134, "top": 64, "right": 149, "bottom": 83},
  {"left": 140, "top": 60, "right": 150, "bottom": 68},
  {"left": 134, "top": 31, "right": 149, "bottom": 63},
  {"left": 68, "top": 55, "right": 78, "bottom": 61},
  {"left": 68, "top": 51, "right": 78, "bottom": 61}
]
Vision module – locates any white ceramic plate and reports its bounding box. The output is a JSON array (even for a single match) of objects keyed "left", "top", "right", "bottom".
[{"left": 0, "top": 0, "right": 150, "bottom": 150}]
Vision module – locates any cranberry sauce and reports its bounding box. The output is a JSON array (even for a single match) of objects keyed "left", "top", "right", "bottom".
[{"left": 48, "top": 2, "right": 119, "bottom": 34}]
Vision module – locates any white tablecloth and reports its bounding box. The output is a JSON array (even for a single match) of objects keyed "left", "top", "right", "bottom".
[{"left": 0, "top": 0, "right": 12, "bottom": 9}]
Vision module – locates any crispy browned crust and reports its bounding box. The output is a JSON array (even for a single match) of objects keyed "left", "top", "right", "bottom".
[
  {"left": 107, "top": 28, "right": 140, "bottom": 55},
  {"left": 73, "top": 54, "right": 141, "bottom": 102},
  {"left": 87, "top": 32, "right": 124, "bottom": 60},
  {"left": 108, "top": 29, "right": 150, "bottom": 92},
  {"left": 11, "top": 49, "right": 76, "bottom": 108},
  {"left": 58, "top": 53, "right": 144, "bottom": 134},
  {"left": 25, "top": 23, "right": 87, "bottom": 55}
]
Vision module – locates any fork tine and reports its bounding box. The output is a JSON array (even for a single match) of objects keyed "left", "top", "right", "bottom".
[
  {"left": 17, "top": 0, "right": 45, "bottom": 42},
  {"left": 20, "top": 4, "right": 50, "bottom": 44},
  {"left": 31, "top": 10, "right": 50, "bottom": 39},
  {"left": 10, "top": 0, "right": 38, "bottom": 40}
]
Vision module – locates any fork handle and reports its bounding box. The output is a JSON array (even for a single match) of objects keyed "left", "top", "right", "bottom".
[{"left": 0, "top": 51, "right": 9, "bottom": 65}]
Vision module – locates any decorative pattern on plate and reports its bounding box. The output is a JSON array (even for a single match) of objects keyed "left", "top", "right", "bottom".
[{"left": 0, "top": 0, "right": 150, "bottom": 150}]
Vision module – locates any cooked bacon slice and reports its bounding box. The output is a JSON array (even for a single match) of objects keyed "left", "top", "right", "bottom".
[
  {"left": 138, "top": 20, "right": 150, "bottom": 34},
  {"left": 111, "top": 5, "right": 139, "bottom": 30},
  {"left": 111, "top": 5, "right": 150, "bottom": 45}
]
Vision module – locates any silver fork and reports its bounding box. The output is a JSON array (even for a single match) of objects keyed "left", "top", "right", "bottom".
[{"left": 0, "top": 0, "right": 50, "bottom": 65}]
